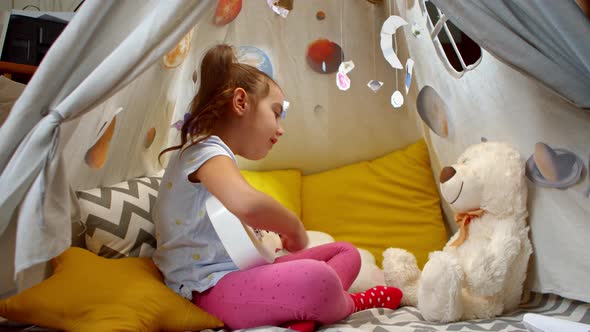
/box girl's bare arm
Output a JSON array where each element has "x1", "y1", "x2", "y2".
[{"x1": 190, "y1": 155, "x2": 308, "y2": 250}]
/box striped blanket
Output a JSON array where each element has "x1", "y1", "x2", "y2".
[
  {"x1": 319, "y1": 292, "x2": 590, "y2": 332},
  {"x1": 4, "y1": 292, "x2": 587, "y2": 331},
  {"x1": 207, "y1": 292, "x2": 590, "y2": 332}
]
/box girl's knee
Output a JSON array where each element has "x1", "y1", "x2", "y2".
[
  {"x1": 295, "y1": 260, "x2": 352, "y2": 322},
  {"x1": 335, "y1": 241, "x2": 361, "y2": 270},
  {"x1": 297, "y1": 260, "x2": 345, "y2": 298},
  {"x1": 336, "y1": 241, "x2": 360, "y2": 258},
  {"x1": 298, "y1": 259, "x2": 339, "y2": 282}
]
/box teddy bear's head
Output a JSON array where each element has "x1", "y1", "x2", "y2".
[{"x1": 439, "y1": 142, "x2": 527, "y2": 218}]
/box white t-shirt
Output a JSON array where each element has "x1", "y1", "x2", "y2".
[{"x1": 152, "y1": 135, "x2": 239, "y2": 300}]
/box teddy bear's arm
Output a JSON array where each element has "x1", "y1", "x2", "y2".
[{"x1": 465, "y1": 222, "x2": 522, "y2": 297}]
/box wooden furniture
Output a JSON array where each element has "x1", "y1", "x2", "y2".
[
  {"x1": 0, "y1": 61, "x2": 37, "y2": 84},
  {"x1": 575, "y1": 0, "x2": 590, "y2": 18}
]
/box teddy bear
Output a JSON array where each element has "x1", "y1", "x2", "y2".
[
  {"x1": 382, "y1": 141, "x2": 533, "y2": 322},
  {"x1": 270, "y1": 230, "x2": 385, "y2": 292}
]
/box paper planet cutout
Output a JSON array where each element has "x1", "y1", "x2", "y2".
[
  {"x1": 306, "y1": 39, "x2": 343, "y2": 74},
  {"x1": 380, "y1": 15, "x2": 408, "y2": 69},
  {"x1": 145, "y1": 128, "x2": 156, "y2": 149},
  {"x1": 416, "y1": 85, "x2": 449, "y2": 137},
  {"x1": 336, "y1": 71, "x2": 351, "y2": 91},
  {"x1": 85, "y1": 118, "x2": 116, "y2": 169},
  {"x1": 236, "y1": 46, "x2": 273, "y2": 78},
  {"x1": 525, "y1": 142, "x2": 584, "y2": 189},
  {"x1": 214, "y1": 0, "x2": 242, "y2": 26},
  {"x1": 163, "y1": 30, "x2": 192, "y2": 69},
  {"x1": 534, "y1": 142, "x2": 560, "y2": 182},
  {"x1": 391, "y1": 90, "x2": 404, "y2": 108}
]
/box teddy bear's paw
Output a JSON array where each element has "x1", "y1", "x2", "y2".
[
  {"x1": 349, "y1": 249, "x2": 385, "y2": 293},
  {"x1": 382, "y1": 248, "x2": 420, "y2": 287},
  {"x1": 382, "y1": 248, "x2": 420, "y2": 306},
  {"x1": 418, "y1": 251, "x2": 463, "y2": 322},
  {"x1": 461, "y1": 295, "x2": 503, "y2": 320}
]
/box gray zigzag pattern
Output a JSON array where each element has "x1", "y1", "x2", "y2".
[
  {"x1": 78, "y1": 178, "x2": 161, "y2": 258},
  {"x1": 110, "y1": 177, "x2": 161, "y2": 197},
  {"x1": 203, "y1": 293, "x2": 589, "y2": 332},
  {"x1": 129, "y1": 228, "x2": 157, "y2": 256},
  {"x1": 96, "y1": 228, "x2": 157, "y2": 258},
  {"x1": 98, "y1": 245, "x2": 127, "y2": 259},
  {"x1": 76, "y1": 177, "x2": 161, "y2": 208},
  {"x1": 84, "y1": 195, "x2": 156, "y2": 238},
  {"x1": 323, "y1": 292, "x2": 590, "y2": 332}
]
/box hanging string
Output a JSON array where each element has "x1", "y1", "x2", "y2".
[
  {"x1": 388, "y1": 0, "x2": 392, "y2": 17},
  {"x1": 340, "y1": 0, "x2": 344, "y2": 62},
  {"x1": 389, "y1": 0, "x2": 398, "y2": 91},
  {"x1": 394, "y1": 27, "x2": 398, "y2": 90},
  {"x1": 372, "y1": 5, "x2": 376, "y2": 78}
]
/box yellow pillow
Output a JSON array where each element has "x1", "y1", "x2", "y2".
[
  {"x1": 301, "y1": 140, "x2": 447, "y2": 268},
  {"x1": 0, "y1": 247, "x2": 223, "y2": 332},
  {"x1": 241, "y1": 169, "x2": 302, "y2": 219}
]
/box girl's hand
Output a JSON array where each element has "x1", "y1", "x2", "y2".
[{"x1": 281, "y1": 228, "x2": 309, "y2": 252}]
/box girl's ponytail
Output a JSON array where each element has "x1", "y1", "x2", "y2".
[{"x1": 196, "y1": 44, "x2": 236, "y2": 106}]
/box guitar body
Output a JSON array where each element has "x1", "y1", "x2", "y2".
[{"x1": 206, "y1": 195, "x2": 281, "y2": 270}]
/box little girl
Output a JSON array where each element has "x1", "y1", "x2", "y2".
[{"x1": 154, "y1": 44, "x2": 402, "y2": 331}]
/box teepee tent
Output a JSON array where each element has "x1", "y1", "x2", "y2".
[
  {"x1": 0, "y1": 0, "x2": 216, "y2": 285},
  {"x1": 0, "y1": 0, "x2": 422, "y2": 297},
  {"x1": 1, "y1": 0, "x2": 590, "y2": 330}
]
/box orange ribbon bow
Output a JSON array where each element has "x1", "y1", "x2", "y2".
[{"x1": 449, "y1": 209, "x2": 484, "y2": 247}]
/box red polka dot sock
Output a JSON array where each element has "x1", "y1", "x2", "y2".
[
  {"x1": 349, "y1": 286, "x2": 403, "y2": 312},
  {"x1": 279, "y1": 320, "x2": 316, "y2": 332}
]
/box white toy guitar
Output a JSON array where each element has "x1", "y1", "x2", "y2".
[{"x1": 206, "y1": 195, "x2": 282, "y2": 270}]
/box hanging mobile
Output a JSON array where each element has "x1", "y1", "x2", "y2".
[
  {"x1": 391, "y1": 91, "x2": 404, "y2": 108},
  {"x1": 336, "y1": 2, "x2": 352, "y2": 91},
  {"x1": 390, "y1": 35, "x2": 403, "y2": 107},
  {"x1": 388, "y1": 0, "x2": 403, "y2": 108},
  {"x1": 368, "y1": 5, "x2": 383, "y2": 92}
]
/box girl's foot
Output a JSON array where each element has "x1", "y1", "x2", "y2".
[
  {"x1": 350, "y1": 286, "x2": 402, "y2": 312},
  {"x1": 280, "y1": 320, "x2": 316, "y2": 332}
]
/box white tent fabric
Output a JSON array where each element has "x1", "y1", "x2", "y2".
[
  {"x1": 430, "y1": 0, "x2": 590, "y2": 109},
  {"x1": 0, "y1": 0, "x2": 214, "y2": 275},
  {"x1": 403, "y1": 0, "x2": 590, "y2": 303}
]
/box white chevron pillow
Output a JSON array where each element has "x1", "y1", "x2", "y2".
[{"x1": 76, "y1": 176, "x2": 161, "y2": 258}]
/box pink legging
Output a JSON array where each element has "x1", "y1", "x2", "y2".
[{"x1": 193, "y1": 242, "x2": 361, "y2": 330}]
